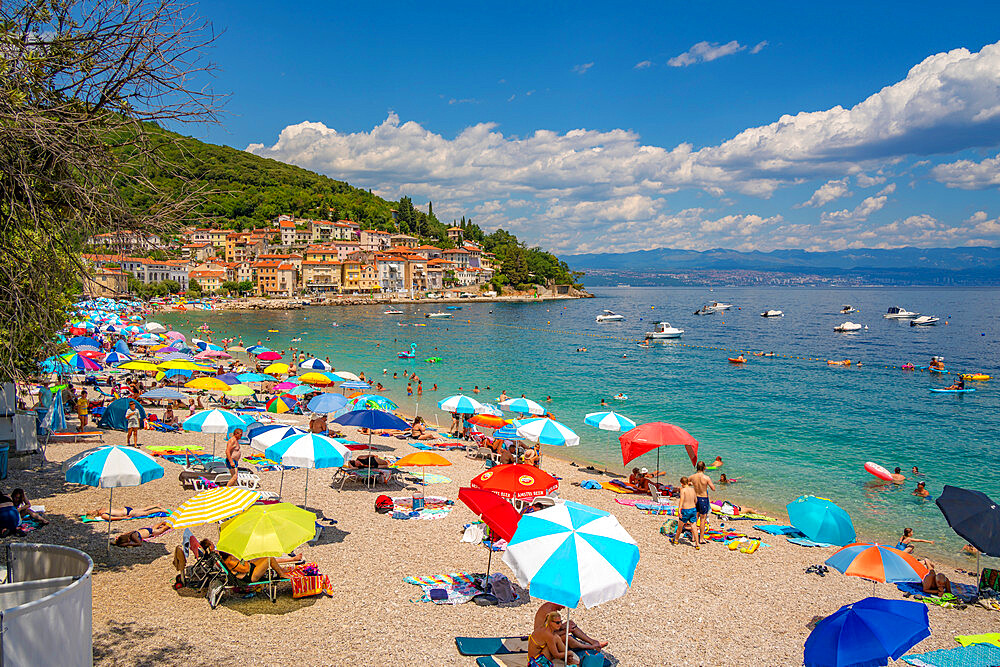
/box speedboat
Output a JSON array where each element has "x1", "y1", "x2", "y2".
[
  {"x1": 884, "y1": 307, "x2": 919, "y2": 319},
  {"x1": 595, "y1": 310, "x2": 625, "y2": 322},
  {"x1": 694, "y1": 301, "x2": 733, "y2": 315},
  {"x1": 383, "y1": 309, "x2": 403, "y2": 315},
  {"x1": 840, "y1": 305, "x2": 857, "y2": 314},
  {"x1": 645, "y1": 322, "x2": 684, "y2": 339},
  {"x1": 910, "y1": 316, "x2": 940, "y2": 326},
  {"x1": 760, "y1": 310, "x2": 783, "y2": 318},
  {"x1": 446, "y1": 306, "x2": 462, "y2": 310},
  {"x1": 834, "y1": 321, "x2": 863, "y2": 332},
  {"x1": 425, "y1": 312, "x2": 452, "y2": 319}
]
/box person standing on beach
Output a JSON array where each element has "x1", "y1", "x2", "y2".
[
  {"x1": 673, "y1": 477, "x2": 698, "y2": 547},
  {"x1": 225, "y1": 428, "x2": 243, "y2": 487},
  {"x1": 125, "y1": 400, "x2": 141, "y2": 447},
  {"x1": 690, "y1": 462, "x2": 715, "y2": 547},
  {"x1": 76, "y1": 390, "x2": 89, "y2": 432}
]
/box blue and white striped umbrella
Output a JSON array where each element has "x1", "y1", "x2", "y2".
[
  {"x1": 438, "y1": 394, "x2": 483, "y2": 414},
  {"x1": 265, "y1": 433, "x2": 350, "y2": 508},
  {"x1": 140, "y1": 387, "x2": 189, "y2": 401},
  {"x1": 493, "y1": 424, "x2": 523, "y2": 440},
  {"x1": 103, "y1": 351, "x2": 132, "y2": 364},
  {"x1": 64, "y1": 446, "x2": 164, "y2": 488},
  {"x1": 183, "y1": 409, "x2": 247, "y2": 434},
  {"x1": 503, "y1": 500, "x2": 639, "y2": 609},
  {"x1": 584, "y1": 411, "x2": 637, "y2": 432},
  {"x1": 246, "y1": 345, "x2": 271, "y2": 354},
  {"x1": 514, "y1": 418, "x2": 580, "y2": 447},
  {"x1": 249, "y1": 425, "x2": 309, "y2": 451},
  {"x1": 476, "y1": 403, "x2": 503, "y2": 417},
  {"x1": 339, "y1": 381, "x2": 371, "y2": 390},
  {"x1": 300, "y1": 358, "x2": 331, "y2": 371},
  {"x1": 501, "y1": 397, "x2": 546, "y2": 416}
]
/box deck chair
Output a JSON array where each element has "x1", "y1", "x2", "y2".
[
  {"x1": 332, "y1": 466, "x2": 399, "y2": 491},
  {"x1": 196, "y1": 551, "x2": 292, "y2": 609}
]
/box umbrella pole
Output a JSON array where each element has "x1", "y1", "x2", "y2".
[
  {"x1": 107, "y1": 487, "x2": 113, "y2": 557},
  {"x1": 484, "y1": 547, "x2": 492, "y2": 589},
  {"x1": 656, "y1": 448, "x2": 660, "y2": 481},
  {"x1": 304, "y1": 468, "x2": 309, "y2": 509},
  {"x1": 278, "y1": 468, "x2": 285, "y2": 499},
  {"x1": 565, "y1": 609, "x2": 570, "y2": 665}
]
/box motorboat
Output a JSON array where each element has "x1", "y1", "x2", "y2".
[
  {"x1": 596, "y1": 310, "x2": 625, "y2": 322},
  {"x1": 760, "y1": 310, "x2": 783, "y2": 318},
  {"x1": 425, "y1": 312, "x2": 452, "y2": 319},
  {"x1": 910, "y1": 316, "x2": 940, "y2": 326},
  {"x1": 884, "y1": 307, "x2": 919, "y2": 319},
  {"x1": 840, "y1": 305, "x2": 857, "y2": 314},
  {"x1": 645, "y1": 322, "x2": 684, "y2": 339},
  {"x1": 694, "y1": 301, "x2": 733, "y2": 315},
  {"x1": 834, "y1": 321, "x2": 863, "y2": 332},
  {"x1": 383, "y1": 309, "x2": 403, "y2": 315}
]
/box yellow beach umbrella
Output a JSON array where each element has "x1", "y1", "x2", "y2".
[
  {"x1": 263, "y1": 363, "x2": 289, "y2": 375},
  {"x1": 298, "y1": 372, "x2": 332, "y2": 386},
  {"x1": 217, "y1": 503, "x2": 316, "y2": 560},
  {"x1": 185, "y1": 377, "x2": 231, "y2": 391},
  {"x1": 224, "y1": 384, "x2": 254, "y2": 397},
  {"x1": 116, "y1": 361, "x2": 159, "y2": 372},
  {"x1": 159, "y1": 360, "x2": 205, "y2": 371},
  {"x1": 167, "y1": 487, "x2": 260, "y2": 529}
]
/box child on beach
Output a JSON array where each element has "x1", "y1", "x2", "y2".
[
  {"x1": 896, "y1": 527, "x2": 934, "y2": 554},
  {"x1": 673, "y1": 477, "x2": 698, "y2": 549}
]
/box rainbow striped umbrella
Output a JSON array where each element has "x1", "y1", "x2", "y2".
[
  {"x1": 266, "y1": 394, "x2": 298, "y2": 414},
  {"x1": 166, "y1": 487, "x2": 260, "y2": 528}
]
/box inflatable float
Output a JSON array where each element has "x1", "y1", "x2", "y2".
[
  {"x1": 728, "y1": 357, "x2": 746, "y2": 364},
  {"x1": 827, "y1": 359, "x2": 851, "y2": 366},
  {"x1": 398, "y1": 343, "x2": 416, "y2": 359},
  {"x1": 961, "y1": 374, "x2": 992, "y2": 381},
  {"x1": 930, "y1": 388, "x2": 976, "y2": 393},
  {"x1": 864, "y1": 461, "x2": 893, "y2": 481},
  {"x1": 613, "y1": 393, "x2": 628, "y2": 400},
  {"x1": 424, "y1": 357, "x2": 442, "y2": 363}
]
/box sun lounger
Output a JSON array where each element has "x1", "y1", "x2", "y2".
[
  {"x1": 474, "y1": 654, "x2": 606, "y2": 667},
  {"x1": 332, "y1": 466, "x2": 400, "y2": 491},
  {"x1": 199, "y1": 552, "x2": 291, "y2": 609},
  {"x1": 459, "y1": 640, "x2": 612, "y2": 666},
  {"x1": 44, "y1": 430, "x2": 105, "y2": 443}
]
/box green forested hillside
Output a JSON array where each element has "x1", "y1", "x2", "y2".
[{"x1": 123, "y1": 126, "x2": 580, "y2": 288}]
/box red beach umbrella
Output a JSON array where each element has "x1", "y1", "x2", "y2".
[
  {"x1": 257, "y1": 351, "x2": 283, "y2": 361},
  {"x1": 458, "y1": 487, "x2": 521, "y2": 542},
  {"x1": 619, "y1": 422, "x2": 699, "y2": 474},
  {"x1": 470, "y1": 464, "x2": 558, "y2": 500}
]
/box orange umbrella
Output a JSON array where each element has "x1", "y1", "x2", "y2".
[
  {"x1": 393, "y1": 452, "x2": 451, "y2": 485},
  {"x1": 470, "y1": 414, "x2": 508, "y2": 429},
  {"x1": 825, "y1": 543, "x2": 929, "y2": 584}
]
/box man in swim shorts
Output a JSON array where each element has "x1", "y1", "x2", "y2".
[
  {"x1": 673, "y1": 476, "x2": 699, "y2": 547},
  {"x1": 690, "y1": 461, "x2": 716, "y2": 548}
]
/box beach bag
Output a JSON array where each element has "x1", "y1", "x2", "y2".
[
  {"x1": 981, "y1": 568, "x2": 1000, "y2": 592},
  {"x1": 488, "y1": 575, "x2": 517, "y2": 604},
  {"x1": 374, "y1": 495, "x2": 393, "y2": 514}
]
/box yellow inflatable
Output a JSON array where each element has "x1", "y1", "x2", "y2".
[{"x1": 961, "y1": 374, "x2": 992, "y2": 381}]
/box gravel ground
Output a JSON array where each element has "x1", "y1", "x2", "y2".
[{"x1": 6, "y1": 401, "x2": 996, "y2": 667}]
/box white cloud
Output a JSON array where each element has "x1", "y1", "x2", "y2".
[
  {"x1": 573, "y1": 62, "x2": 594, "y2": 75},
  {"x1": 634, "y1": 60, "x2": 652, "y2": 70},
  {"x1": 799, "y1": 178, "x2": 851, "y2": 207},
  {"x1": 668, "y1": 41, "x2": 745, "y2": 67},
  {"x1": 750, "y1": 41, "x2": 768, "y2": 54},
  {"x1": 821, "y1": 195, "x2": 888, "y2": 224},
  {"x1": 876, "y1": 183, "x2": 896, "y2": 195},
  {"x1": 448, "y1": 98, "x2": 477, "y2": 105},
  {"x1": 246, "y1": 40, "x2": 1000, "y2": 253},
  {"x1": 931, "y1": 153, "x2": 1000, "y2": 189}
]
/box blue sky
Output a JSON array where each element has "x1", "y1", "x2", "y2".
[{"x1": 193, "y1": 1, "x2": 1000, "y2": 254}]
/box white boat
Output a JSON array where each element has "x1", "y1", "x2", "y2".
[
  {"x1": 834, "y1": 321, "x2": 863, "y2": 332},
  {"x1": 840, "y1": 305, "x2": 857, "y2": 314},
  {"x1": 910, "y1": 316, "x2": 940, "y2": 326},
  {"x1": 645, "y1": 322, "x2": 684, "y2": 339},
  {"x1": 884, "y1": 307, "x2": 919, "y2": 319},
  {"x1": 383, "y1": 309, "x2": 403, "y2": 315},
  {"x1": 694, "y1": 301, "x2": 733, "y2": 315},
  {"x1": 425, "y1": 312, "x2": 452, "y2": 319},
  {"x1": 595, "y1": 310, "x2": 625, "y2": 322},
  {"x1": 760, "y1": 310, "x2": 783, "y2": 318}
]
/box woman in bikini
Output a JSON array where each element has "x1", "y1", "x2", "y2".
[
  {"x1": 114, "y1": 521, "x2": 172, "y2": 547},
  {"x1": 528, "y1": 611, "x2": 580, "y2": 666},
  {"x1": 89, "y1": 505, "x2": 163, "y2": 521}
]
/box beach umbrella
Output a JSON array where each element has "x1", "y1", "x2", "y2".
[
  {"x1": 226, "y1": 346, "x2": 246, "y2": 353},
  {"x1": 493, "y1": 424, "x2": 523, "y2": 441},
  {"x1": 246, "y1": 345, "x2": 271, "y2": 354},
  {"x1": 64, "y1": 446, "x2": 164, "y2": 552},
  {"x1": 476, "y1": 403, "x2": 504, "y2": 417},
  {"x1": 299, "y1": 372, "x2": 333, "y2": 386},
  {"x1": 619, "y1": 421, "x2": 699, "y2": 478},
  {"x1": 500, "y1": 397, "x2": 545, "y2": 416},
  {"x1": 936, "y1": 485, "x2": 1000, "y2": 557},
  {"x1": 145, "y1": 322, "x2": 166, "y2": 333},
  {"x1": 69, "y1": 336, "x2": 101, "y2": 348},
  {"x1": 224, "y1": 385, "x2": 254, "y2": 398},
  {"x1": 257, "y1": 351, "x2": 283, "y2": 361},
  {"x1": 346, "y1": 394, "x2": 397, "y2": 411},
  {"x1": 103, "y1": 351, "x2": 132, "y2": 365},
  {"x1": 114, "y1": 340, "x2": 131, "y2": 355},
  {"x1": 195, "y1": 350, "x2": 230, "y2": 360},
  {"x1": 514, "y1": 418, "x2": 580, "y2": 447},
  {"x1": 438, "y1": 394, "x2": 483, "y2": 414},
  {"x1": 237, "y1": 372, "x2": 274, "y2": 383},
  {"x1": 300, "y1": 358, "x2": 331, "y2": 371},
  {"x1": 161, "y1": 352, "x2": 194, "y2": 362},
  {"x1": 803, "y1": 597, "x2": 929, "y2": 667},
  {"x1": 264, "y1": 363, "x2": 290, "y2": 375},
  {"x1": 166, "y1": 487, "x2": 260, "y2": 528},
  {"x1": 584, "y1": 411, "x2": 636, "y2": 432},
  {"x1": 61, "y1": 353, "x2": 102, "y2": 371},
  {"x1": 393, "y1": 451, "x2": 451, "y2": 486},
  {"x1": 339, "y1": 381, "x2": 371, "y2": 391},
  {"x1": 77, "y1": 350, "x2": 105, "y2": 361},
  {"x1": 788, "y1": 496, "x2": 857, "y2": 547},
  {"x1": 183, "y1": 409, "x2": 247, "y2": 457},
  {"x1": 470, "y1": 463, "x2": 558, "y2": 500},
  {"x1": 160, "y1": 369, "x2": 193, "y2": 383},
  {"x1": 458, "y1": 487, "x2": 522, "y2": 583},
  {"x1": 249, "y1": 424, "x2": 309, "y2": 450},
  {"x1": 503, "y1": 500, "x2": 639, "y2": 664},
  {"x1": 469, "y1": 414, "x2": 508, "y2": 429},
  {"x1": 332, "y1": 409, "x2": 410, "y2": 469},
  {"x1": 330, "y1": 371, "x2": 360, "y2": 381},
  {"x1": 139, "y1": 387, "x2": 189, "y2": 401},
  {"x1": 185, "y1": 377, "x2": 231, "y2": 392},
  {"x1": 217, "y1": 504, "x2": 317, "y2": 560},
  {"x1": 265, "y1": 433, "x2": 349, "y2": 508},
  {"x1": 286, "y1": 385, "x2": 314, "y2": 397},
  {"x1": 825, "y1": 543, "x2": 928, "y2": 594},
  {"x1": 116, "y1": 360, "x2": 159, "y2": 372},
  {"x1": 266, "y1": 394, "x2": 298, "y2": 414},
  {"x1": 307, "y1": 393, "x2": 348, "y2": 413},
  {"x1": 159, "y1": 360, "x2": 206, "y2": 371},
  {"x1": 164, "y1": 331, "x2": 186, "y2": 341},
  {"x1": 215, "y1": 373, "x2": 241, "y2": 385}
]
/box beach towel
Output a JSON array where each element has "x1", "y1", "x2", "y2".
[
  {"x1": 289, "y1": 563, "x2": 333, "y2": 599},
  {"x1": 580, "y1": 480, "x2": 602, "y2": 490},
  {"x1": 955, "y1": 633, "x2": 1000, "y2": 648},
  {"x1": 786, "y1": 536, "x2": 834, "y2": 547},
  {"x1": 474, "y1": 653, "x2": 608, "y2": 667},
  {"x1": 896, "y1": 581, "x2": 979, "y2": 603},
  {"x1": 406, "y1": 473, "x2": 452, "y2": 486},
  {"x1": 410, "y1": 442, "x2": 465, "y2": 451},
  {"x1": 980, "y1": 568, "x2": 1000, "y2": 593},
  {"x1": 391, "y1": 496, "x2": 454, "y2": 519},
  {"x1": 404, "y1": 571, "x2": 481, "y2": 604},
  {"x1": 754, "y1": 525, "x2": 804, "y2": 536},
  {"x1": 18, "y1": 517, "x2": 45, "y2": 533},
  {"x1": 901, "y1": 644, "x2": 1000, "y2": 667},
  {"x1": 456, "y1": 637, "x2": 529, "y2": 655},
  {"x1": 601, "y1": 481, "x2": 632, "y2": 494},
  {"x1": 82, "y1": 511, "x2": 170, "y2": 523}
]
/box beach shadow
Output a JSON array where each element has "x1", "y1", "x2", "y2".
[
  {"x1": 223, "y1": 591, "x2": 320, "y2": 616},
  {"x1": 308, "y1": 524, "x2": 349, "y2": 546},
  {"x1": 94, "y1": 619, "x2": 199, "y2": 666}
]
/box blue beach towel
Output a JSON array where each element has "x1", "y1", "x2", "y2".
[
  {"x1": 786, "y1": 536, "x2": 835, "y2": 547},
  {"x1": 580, "y1": 480, "x2": 602, "y2": 490},
  {"x1": 754, "y1": 525, "x2": 804, "y2": 536},
  {"x1": 896, "y1": 581, "x2": 979, "y2": 603},
  {"x1": 901, "y1": 644, "x2": 1000, "y2": 667}
]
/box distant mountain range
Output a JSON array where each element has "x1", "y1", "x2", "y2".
[{"x1": 565, "y1": 246, "x2": 1000, "y2": 286}]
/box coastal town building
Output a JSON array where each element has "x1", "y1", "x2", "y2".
[
  {"x1": 359, "y1": 264, "x2": 380, "y2": 293},
  {"x1": 82, "y1": 268, "x2": 128, "y2": 298},
  {"x1": 442, "y1": 247, "x2": 470, "y2": 268},
  {"x1": 253, "y1": 260, "x2": 296, "y2": 297},
  {"x1": 181, "y1": 243, "x2": 214, "y2": 262},
  {"x1": 389, "y1": 233, "x2": 418, "y2": 249},
  {"x1": 341, "y1": 260, "x2": 361, "y2": 292},
  {"x1": 375, "y1": 255, "x2": 406, "y2": 293},
  {"x1": 301, "y1": 260, "x2": 343, "y2": 293},
  {"x1": 447, "y1": 226, "x2": 463, "y2": 243},
  {"x1": 360, "y1": 229, "x2": 392, "y2": 253},
  {"x1": 88, "y1": 231, "x2": 163, "y2": 251},
  {"x1": 188, "y1": 269, "x2": 225, "y2": 293}
]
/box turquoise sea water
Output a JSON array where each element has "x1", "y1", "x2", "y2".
[{"x1": 159, "y1": 287, "x2": 1000, "y2": 564}]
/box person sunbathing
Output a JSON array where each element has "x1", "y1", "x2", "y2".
[
  {"x1": 88, "y1": 505, "x2": 163, "y2": 521},
  {"x1": 349, "y1": 454, "x2": 389, "y2": 469},
  {"x1": 221, "y1": 551, "x2": 301, "y2": 582},
  {"x1": 161, "y1": 406, "x2": 178, "y2": 426},
  {"x1": 531, "y1": 602, "x2": 607, "y2": 664},
  {"x1": 922, "y1": 568, "x2": 952, "y2": 596},
  {"x1": 113, "y1": 521, "x2": 172, "y2": 547},
  {"x1": 409, "y1": 417, "x2": 436, "y2": 441}
]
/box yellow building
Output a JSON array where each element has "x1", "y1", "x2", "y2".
[{"x1": 341, "y1": 260, "x2": 361, "y2": 292}]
